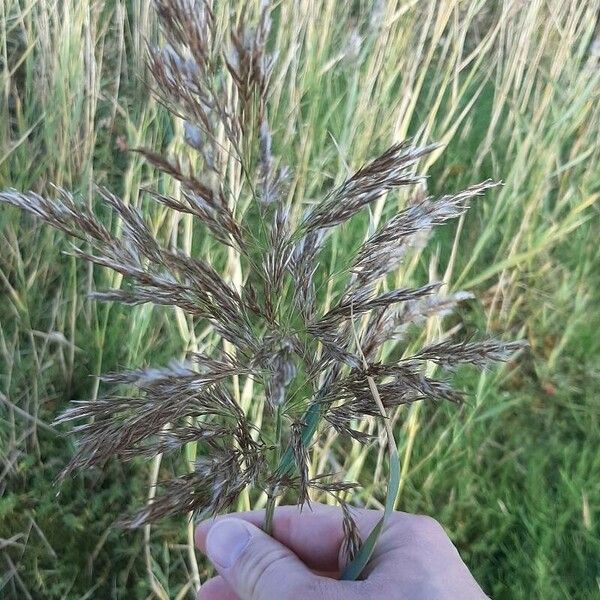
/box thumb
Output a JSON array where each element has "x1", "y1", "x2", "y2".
[{"x1": 204, "y1": 517, "x2": 321, "y2": 600}]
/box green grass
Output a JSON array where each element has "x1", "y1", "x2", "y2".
[{"x1": 1, "y1": 1, "x2": 599, "y2": 598}]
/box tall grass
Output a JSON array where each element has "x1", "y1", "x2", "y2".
[{"x1": 1, "y1": 1, "x2": 599, "y2": 599}]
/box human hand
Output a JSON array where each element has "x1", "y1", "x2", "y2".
[{"x1": 195, "y1": 503, "x2": 488, "y2": 599}]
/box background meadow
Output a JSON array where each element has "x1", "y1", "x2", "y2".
[{"x1": 1, "y1": 1, "x2": 599, "y2": 598}]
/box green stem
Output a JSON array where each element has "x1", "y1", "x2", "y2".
[
  {"x1": 264, "y1": 404, "x2": 284, "y2": 535},
  {"x1": 274, "y1": 404, "x2": 283, "y2": 457},
  {"x1": 264, "y1": 493, "x2": 276, "y2": 535},
  {"x1": 277, "y1": 402, "x2": 321, "y2": 477}
]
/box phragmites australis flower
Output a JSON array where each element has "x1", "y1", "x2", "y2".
[{"x1": 0, "y1": 0, "x2": 525, "y2": 578}]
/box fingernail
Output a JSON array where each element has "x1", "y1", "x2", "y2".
[{"x1": 206, "y1": 519, "x2": 251, "y2": 568}]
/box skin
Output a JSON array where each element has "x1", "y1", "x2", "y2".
[{"x1": 195, "y1": 503, "x2": 489, "y2": 600}]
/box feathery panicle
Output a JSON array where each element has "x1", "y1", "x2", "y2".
[
  {"x1": 225, "y1": 2, "x2": 275, "y2": 114},
  {"x1": 290, "y1": 228, "x2": 325, "y2": 321},
  {"x1": 311, "y1": 283, "x2": 441, "y2": 334},
  {"x1": 359, "y1": 290, "x2": 476, "y2": 359},
  {"x1": 341, "y1": 502, "x2": 363, "y2": 564},
  {"x1": 123, "y1": 446, "x2": 263, "y2": 528},
  {"x1": 0, "y1": 0, "x2": 525, "y2": 540},
  {"x1": 291, "y1": 421, "x2": 310, "y2": 506},
  {"x1": 410, "y1": 339, "x2": 528, "y2": 369},
  {"x1": 351, "y1": 181, "x2": 499, "y2": 287},
  {"x1": 0, "y1": 187, "x2": 113, "y2": 243},
  {"x1": 136, "y1": 152, "x2": 244, "y2": 248},
  {"x1": 300, "y1": 142, "x2": 437, "y2": 234}
]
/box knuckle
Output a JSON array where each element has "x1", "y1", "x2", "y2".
[
  {"x1": 243, "y1": 546, "x2": 291, "y2": 600},
  {"x1": 286, "y1": 578, "x2": 318, "y2": 599},
  {"x1": 409, "y1": 514, "x2": 446, "y2": 542}
]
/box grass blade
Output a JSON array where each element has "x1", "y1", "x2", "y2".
[{"x1": 340, "y1": 444, "x2": 400, "y2": 580}]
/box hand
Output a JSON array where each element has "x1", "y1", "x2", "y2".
[{"x1": 195, "y1": 503, "x2": 488, "y2": 599}]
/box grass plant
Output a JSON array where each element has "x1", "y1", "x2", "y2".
[{"x1": 1, "y1": 1, "x2": 599, "y2": 598}]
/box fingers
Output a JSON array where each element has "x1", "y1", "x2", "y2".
[
  {"x1": 197, "y1": 576, "x2": 238, "y2": 600},
  {"x1": 203, "y1": 517, "x2": 328, "y2": 600},
  {"x1": 196, "y1": 503, "x2": 381, "y2": 572},
  {"x1": 196, "y1": 506, "x2": 487, "y2": 599},
  {"x1": 363, "y1": 515, "x2": 489, "y2": 599}
]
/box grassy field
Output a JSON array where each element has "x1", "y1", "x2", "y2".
[{"x1": 1, "y1": 1, "x2": 599, "y2": 598}]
